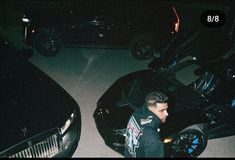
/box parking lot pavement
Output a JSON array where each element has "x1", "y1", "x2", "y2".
[
  {"x1": 29, "y1": 47, "x2": 150, "y2": 157},
  {"x1": 199, "y1": 135, "x2": 235, "y2": 158},
  {"x1": 1, "y1": 27, "x2": 235, "y2": 157}
]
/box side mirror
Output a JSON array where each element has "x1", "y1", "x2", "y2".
[{"x1": 19, "y1": 48, "x2": 33, "y2": 59}]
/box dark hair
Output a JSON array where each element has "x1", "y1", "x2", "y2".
[{"x1": 145, "y1": 91, "x2": 168, "y2": 107}]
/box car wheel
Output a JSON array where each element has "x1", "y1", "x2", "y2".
[
  {"x1": 170, "y1": 129, "x2": 207, "y2": 157},
  {"x1": 129, "y1": 35, "x2": 159, "y2": 60},
  {"x1": 33, "y1": 30, "x2": 63, "y2": 57}
]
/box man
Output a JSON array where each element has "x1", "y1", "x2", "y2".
[{"x1": 124, "y1": 91, "x2": 169, "y2": 157}]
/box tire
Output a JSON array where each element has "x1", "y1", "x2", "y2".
[
  {"x1": 170, "y1": 128, "x2": 207, "y2": 157},
  {"x1": 33, "y1": 29, "x2": 63, "y2": 57},
  {"x1": 129, "y1": 35, "x2": 159, "y2": 60}
]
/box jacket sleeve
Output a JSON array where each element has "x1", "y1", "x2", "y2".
[{"x1": 143, "y1": 129, "x2": 164, "y2": 157}]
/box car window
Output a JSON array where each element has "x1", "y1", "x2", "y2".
[
  {"x1": 61, "y1": 2, "x2": 117, "y2": 17},
  {"x1": 115, "y1": 74, "x2": 157, "y2": 109},
  {"x1": 120, "y1": 75, "x2": 156, "y2": 99}
]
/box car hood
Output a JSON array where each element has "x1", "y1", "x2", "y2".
[{"x1": 0, "y1": 62, "x2": 78, "y2": 152}]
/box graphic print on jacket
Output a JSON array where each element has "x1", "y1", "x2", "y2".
[
  {"x1": 125, "y1": 106, "x2": 164, "y2": 158},
  {"x1": 125, "y1": 116, "x2": 143, "y2": 157}
]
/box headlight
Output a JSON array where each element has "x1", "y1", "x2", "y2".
[
  {"x1": 22, "y1": 15, "x2": 31, "y2": 22},
  {"x1": 22, "y1": 18, "x2": 31, "y2": 22},
  {"x1": 60, "y1": 111, "x2": 76, "y2": 134}
]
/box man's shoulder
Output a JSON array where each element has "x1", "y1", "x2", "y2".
[
  {"x1": 142, "y1": 125, "x2": 156, "y2": 133},
  {"x1": 132, "y1": 106, "x2": 146, "y2": 116}
]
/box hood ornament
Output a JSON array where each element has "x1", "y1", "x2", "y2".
[{"x1": 20, "y1": 126, "x2": 28, "y2": 138}]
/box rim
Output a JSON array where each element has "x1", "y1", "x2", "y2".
[
  {"x1": 134, "y1": 39, "x2": 154, "y2": 59},
  {"x1": 38, "y1": 34, "x2": 59, "y2": 56},
  {"x1": 171, "y1": 130, "x2": 206, "y2": 157}
]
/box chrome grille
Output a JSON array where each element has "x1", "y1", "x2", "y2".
[{"x1": 9, "y1": 134, "x2": 61, "y2": 158}]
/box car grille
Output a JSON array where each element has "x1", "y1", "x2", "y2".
[
  {"x1": 9, "y1": 134, "x2": 60, "y2": 158},
  {"x1": 1, "y1": 128, "x2": 62, "y2": 158}
]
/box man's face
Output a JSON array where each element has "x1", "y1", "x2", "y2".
[{"x1": 152, "y1": 103, "x2": 169, "y2": 123}]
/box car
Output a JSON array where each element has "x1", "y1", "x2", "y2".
[
  {"x1": 22, "y1": 1, "x2": 179, "y2": 59},
  {"x1": 148, "y1": 2, "x2": 235, "y2": 70},
  {"x1": 93, "y1": 55, "x2": 235, "y2": 157},
  {"x1": 0, "y1": 36, "x2": 81, "y2": 158}
]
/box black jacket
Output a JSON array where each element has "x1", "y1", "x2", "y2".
[{"x1": 124, "y1": 106, "x2": 164, "y2": 157}]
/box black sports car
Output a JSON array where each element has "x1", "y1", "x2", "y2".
[
  {"x1": 93, "y1": 56, "x2": 235, "y2": 157},
  {"x1": 0, "y1": 37, "x2": 81, "y2": 158},
  {"x1": 21, "y1": 1, "x2": 178, "y2": 58}
]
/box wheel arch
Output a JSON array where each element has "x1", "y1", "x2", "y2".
[
  {"x1": 32, "y1": 27, "x2": 63, "y2": 56},
  {"x1": 170, "y1": 124, "x2": 208, "y2": 157},
  {"x1": 128, "y1": 33, "x2": 159, "y2": 60}
]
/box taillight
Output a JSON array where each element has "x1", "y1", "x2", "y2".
[{"x1": 172, "y1": 6, "x2": 180, "y2": 33}]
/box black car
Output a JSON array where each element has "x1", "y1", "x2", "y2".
[
  {"x1": 0, "y1": 37, "x2": 81, "y2": 158},
  {"x1": 148, "y1": 2, "x2": 235, "y2": 70},
  {"x1": 93, "y1": 56, "x2": 235, "y2": 157},
  {"x1": 22, "y1": 1, "x2": 179, "y2": 58}
]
